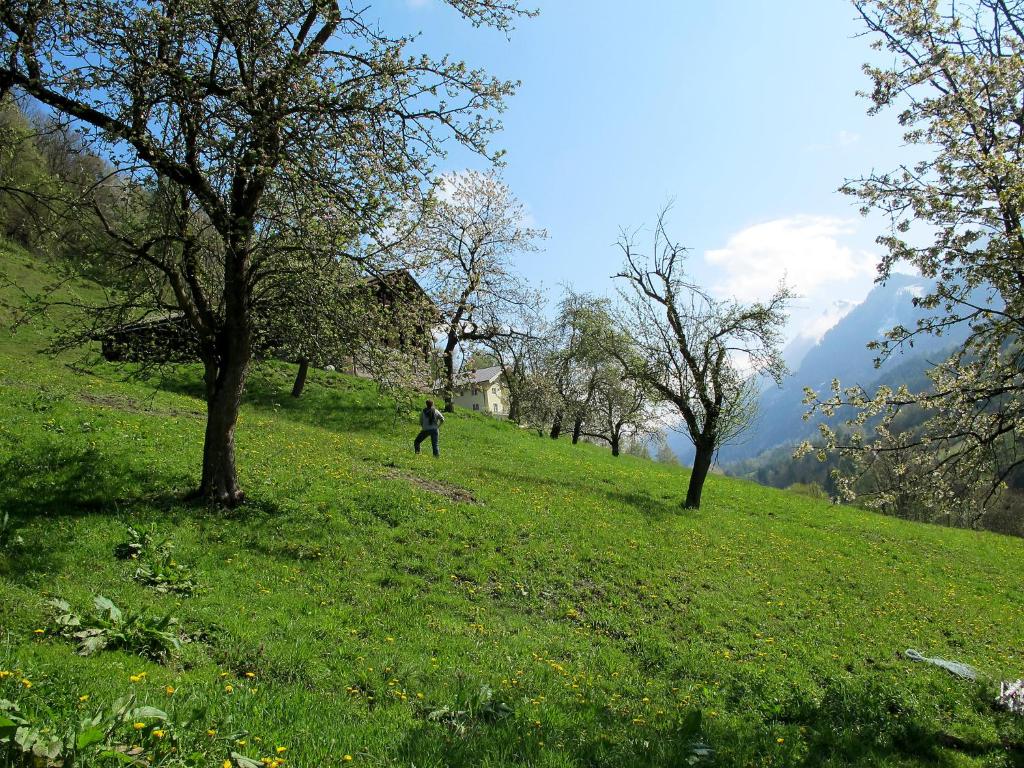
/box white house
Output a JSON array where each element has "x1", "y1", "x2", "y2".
[{"x1": 451, "y1": 365, "x2": 508, "y2": 416}]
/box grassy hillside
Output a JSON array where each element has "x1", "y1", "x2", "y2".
[{"x1": 1, "y1": 239, "x2": 1023, "y2": 767}]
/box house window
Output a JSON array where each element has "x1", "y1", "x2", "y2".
[
  {"x1": 492, "y1": 403, "x2": 499, "y2": 413},
  {"x1": 491, "y1": 386, "x2": 497, "y2": 394},
  {"x1": 471, "y1": 386, "x2": 479, "y2": 395},
  {"x1": 473, "y1": 404, "x2": 480, "y2": 411}
]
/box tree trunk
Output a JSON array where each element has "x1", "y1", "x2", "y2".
[
  {"x1": 291, "y1": 357, "x2": 309, "y2": 398},
  {"x1": 199, "y1": 356, "x2": 248, "y2": 506},
  {"x1": 508, "y1": 395, "x2": 521, "y2": 424},
  {"x1": 197, "y1": 236, "x2": 252, "y2": 507},
  {"x1": 549, "y1": 411, "x2": 563, "y2": 439},
  {"x1": 442, "y1": 345, "x2": 456, "y2": 412},
  {"x1": 611, "y1": 436, "x2": 620, "y2": 457},
  {"x1": 571, "y1": 416, "x2": 583, "y2": 444},
  {"x1": 684, "y1": 442, "x2": 714, "y2": 509}
]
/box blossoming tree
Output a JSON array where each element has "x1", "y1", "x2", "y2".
[{"x1": 0, "y1": 0, "x2": 534, "y2": 504}]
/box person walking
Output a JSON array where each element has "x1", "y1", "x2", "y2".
[{"x1": 414, "y1": 399, "x2": 445, "y2": 457}]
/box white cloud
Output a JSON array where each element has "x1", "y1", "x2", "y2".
[
  {"x1": 804, "y1": 129, "x2": 862, "y2": 152},
  {"x1": 837, "y1": 129, "x2": 861, "y2": 147},
  {"x1": 704, "y1": 216, "x2": 879, "y2": 343},
  {"x1": 796, "y1": 299, "x2": 857, "y2": 344},
  {"x1": 704, "y1": 215, "x2": 875, "y2": 303}
]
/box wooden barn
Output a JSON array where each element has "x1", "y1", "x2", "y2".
[{"x1": 99, "y1": 270, "x2": 437, "y2": 368}]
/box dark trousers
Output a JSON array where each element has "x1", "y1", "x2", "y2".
[{"x1": 414, "y1": 428, "x2": 439, "y2": 456}]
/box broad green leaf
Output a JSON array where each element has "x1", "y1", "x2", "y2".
[
  {"x1": 77, "y1": 633, "x2": 108, "y2": 656},
  {"x1": 126, "y1": 707, "x2": 167, "y2": 721},
  {"x1": 39, "y1": 737, "x2": 64, "y2": 759},
  {"x1": 93, "y1": 596, "x2": 122, "y2": 622},
  {"x1": 0, "y1": 715, "x2": 21, "y2": 739},
  {"x1": 14, "y1": 725, "x2": 38, "y2": 749},
  {"x1": 76, "y1": 725, "x2": 105, "y2": 750}
]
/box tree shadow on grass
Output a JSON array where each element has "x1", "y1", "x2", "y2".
[
  {"x1": 395, "y1": 713, "x2": 709, "y2": 768},
  {"x1": 0, "y1": 441, "x2": 288, "y2": 585},
  {"x1": 0, "y1": 446, "x2": 173, "y2": 519},
  {"x1": 153, "y1": 363, "x2": 402, "y2": 435},
  {"x1": 605, "y1": 489, "x2": 680, "y2": 522},
  {"x1": 795, "y1": 685, "x2": 1024, "y2": 767},
  {"x1": 469, "y1": 464, "x2": 683, "y2": 523},
  {"x1": 390, "y1": 680, "x2": 1024, "y2": 768},
  {"x1": 0, "y1": 442, "x2": 284, "y2": 523},
  {"x1": 0, "y1": 539, "x2": 63, "y2": 587}
]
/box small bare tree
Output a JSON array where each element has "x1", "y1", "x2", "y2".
[
  {"x1": 481, "y1": 293, "x2": 549, "y2": 423},
  {"x1": 615, "y1": 211, "x2": 792, "y2": 509}
]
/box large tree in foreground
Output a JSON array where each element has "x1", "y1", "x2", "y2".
[
  {"x1": 615, "y1": 211, "x2": 792, "y2": 509},
  {"x1": 0, "y1": 0, "x2": 532, "y2": 504},
  {"x1": 801, "y1": 0, "x2": 1024, "y2": 524}
]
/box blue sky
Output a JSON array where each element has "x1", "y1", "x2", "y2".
[{"x1": 378, "y1": 0, "x2": 911, "y2": 344}]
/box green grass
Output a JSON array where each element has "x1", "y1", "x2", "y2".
[{"x1": 1, "y1": 238, "x2": 1023, "y2": 767}]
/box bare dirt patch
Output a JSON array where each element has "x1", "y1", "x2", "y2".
[
  {"x1": 384, "y1": 468, "x2": 480, "y2": 505},
  {"x1": 80, "y1": 392, "x2": 203, "y2": 420}
]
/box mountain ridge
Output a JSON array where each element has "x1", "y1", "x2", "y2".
[{"x1": 667, "y1": 274, "x2": 970, "y2": 465}]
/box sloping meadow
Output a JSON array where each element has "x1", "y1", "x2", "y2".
[{"x1": 1, "y1": 243, "x2": 1023, "y2": 766}]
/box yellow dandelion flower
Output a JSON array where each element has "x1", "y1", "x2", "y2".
[
  {"x1": 33, "y1": 629, "x2": 44, "y2": 634},
  {"x1": 165, "y1": 685, "x2": 175, "y2": 695},
  {"x1": 776, "y1": 738, "x2": 785, "y2": 745},
  {"x1": 152, "y1": 730, "x2": 165, "y2": 739},
  {"x1": 275, "y1": 746, "x2": 287, "y2": 754},
  {"x1": 343, "y1": 756, "x2": 353, "y2": 762},
  {"x1": 235, "y1": 739, "x2": 246, "y2": 747},
  {"x1": 207, "y1": 729, "x2": 217, "y2": 736},
  {"x1": 245, "y1": 672, "x2": 255, "y2": 678},
  {"x1": 223, "y1": 761, "x2": 232, "y2": 768},
  {"x1": 78, "y1": 694, "x2": 89, "y2": 702},
  {"x1": 20, "y1": 679, "x2": 31, "y2": 688},
  {"x1": 133, "y1": 722, "x2": 146, "y2": 730},
  {"x1": 224, "y1": 684, "x2": 234, "y2": 693}
]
